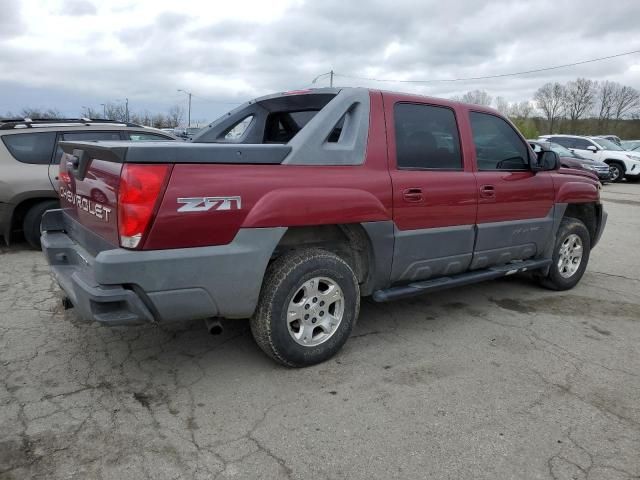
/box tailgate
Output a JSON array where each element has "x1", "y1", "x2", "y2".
[{"x1": 58, "y1": 144, "x2": 122, "y2": 247}]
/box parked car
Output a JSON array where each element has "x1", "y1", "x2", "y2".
[
  {"x1": 0, "y1": 118, "x2": 176, "y2": 248},
  {"x1": 528, "y1": 140, "x2": 610, "y2": 182},
  {"x1": 173, "y1": 127, "x2": 203, "y2": 141},
  {"x1": 621, "y1": 140, "x2": 640, "y2": 151},
  {"x1": 597, "y1": 135, "x2": 622, "y2": 146},
  {"x1": 42, "y1": 88, "x2": 606, "y2": 367},
  {"x1": 539, "y1": 134, "x2": 640, "y2": 182}
]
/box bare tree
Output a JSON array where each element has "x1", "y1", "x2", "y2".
[
  {"x1": 534, "y1": 82, "x2": 565, "y2": 134},
  {"x1": 80, "y1": 106, "x2": 102, "y2": 119},
  {"x1": 510, "y1": 101, "x2": 533, "y2": 120},
  {"x1": 494, "y1": 96, "x2": 510, "y2": 115},
  {"x1": 461, "y1": 90, "x2": 493, "y2": 106},
  {"x1": 596, "y1": 81, "x2": 617, "y2": 129},
  {"x1": 612, "y1": 85, "x2": 640, "y2": 120},
  {"x1": 104, "y1": 102, "x2": 127, "y2": 122},
  {"x1": 19, "y1": 108, "x2": 62, "y2": 119},
  {"x1": 563, "y1": 78, "x2": 596, "y2": 131},
  {"x1": 167, "y1": 105, "x2": 184, "y2": 128}
]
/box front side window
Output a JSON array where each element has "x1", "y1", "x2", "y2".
[
  {"x1": 2, "y1": 132, "x2": 57, "y2": 164},
  {"x1": 394, "y1": 103, "x2": 462, "y2": 169},
  {"x1": 470, "y1": 112, "x2": 528, "y2": 171},
  {"x1": 592, "y1": 137, "x2": 623, "y2": 151}
]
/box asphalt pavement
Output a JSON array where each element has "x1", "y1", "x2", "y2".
[{"x1": 1, "y1": 183, "x2": 639, "y2": 479}]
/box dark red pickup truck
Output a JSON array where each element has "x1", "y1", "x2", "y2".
[{"x1": 42, "y1": 88, "x2": 606, "y2": 367}]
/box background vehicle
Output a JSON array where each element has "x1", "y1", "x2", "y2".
[
  {"x1": 0, "y1": 118, "x2": 176, "y2": 248},
  {"x1": 42, "y1": 88, "x2": 606, "y2": 367},
  {"x1": 621, "y1": 140, "x2": 640, "y2": 151},
  {"x1": 597, "y1": 135, "x2": 622, "y2": 146},
  {"x1": 528, "y1": 140, "x2": 610, "y2": 182},
  {"x1": 539, "y1": 134, "x2": 640, "y2": 182}
]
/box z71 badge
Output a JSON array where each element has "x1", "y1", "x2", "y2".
[{"x1": 176, "y1": 196, "x2": 242, "y2": 212}]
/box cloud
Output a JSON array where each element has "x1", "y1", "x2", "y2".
[
  {"x1": 60, "y1": 0, "x2": 97, "y2": 16},
  {"x1": 1, "y1": 0, "x2": 639, "y2": 120},
  {"x1": 0, "y1": 2, "x2": 25, "y2": 39}
]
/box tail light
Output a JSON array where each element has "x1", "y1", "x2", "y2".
[{"x1": 118, "y1": 164, "x2": 171, "y2": 249}]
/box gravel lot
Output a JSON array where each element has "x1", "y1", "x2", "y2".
[{"x1": 1, "y1": 183, "x2": 639, "y2": 480}]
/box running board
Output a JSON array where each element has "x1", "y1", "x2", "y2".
[{"x1": 372, "y1": 259, "x2": 551, "y2": 302}]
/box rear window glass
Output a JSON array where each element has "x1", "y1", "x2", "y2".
[{"x1": 1, "y1": 132, "x2": 57, "y2": 164}]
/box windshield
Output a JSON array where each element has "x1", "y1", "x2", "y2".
[
  {"x1": 592, "y1": 138, "x2": 624, "y2": 151},
  {"x1": 548, "y1": 142, "x2": 582, "y2": 159}
]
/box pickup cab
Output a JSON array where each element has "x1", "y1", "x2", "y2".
[{"x1": 41, "y1": 88, "x2": 607, "y2": 367}]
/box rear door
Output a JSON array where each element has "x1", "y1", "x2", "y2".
[
  {"x1": 385, "y1": 96, "x2": 477, "y2": 284},
  {"x1": 470, "y1": 111, "x2": 555, "y2": 269}
]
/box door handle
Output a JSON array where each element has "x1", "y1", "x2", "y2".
[
  {"x1": 402, "y1": 188, "x2": 424, "y2": 203},
  {"x1": 480, "y1": 185, "x2": 496, "y2": 198}
]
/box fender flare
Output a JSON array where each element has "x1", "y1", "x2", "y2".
[{"x1": 241, "y1": 187, "x2": 390, "y2": 228}]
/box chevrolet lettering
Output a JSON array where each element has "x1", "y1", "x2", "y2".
[{"x1": 59, "y1": 186, "x2": 112, "y2": 221}]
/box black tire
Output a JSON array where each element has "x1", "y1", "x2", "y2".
[
  {"x1": 250, "y1": 248, "x2": 360, "y2": 367},
  {"x1": 539, "y1": 217, "x2": 591, "y2": 291},
  {"x1": 607, "y1": 162, "x2": 625, "y2": 183},
  {"x1": 23, "y1": 200, "x2": 59, "y2": 249}
]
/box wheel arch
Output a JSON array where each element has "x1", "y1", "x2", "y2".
[
  {"x1": 3, "y1": 192, "x2": 59, "y2": 244},
  {"x1": 563, "y1": 202, "x2": 603, "y2": 247},
  {"x1": 270, "y1": 222, "x2": 394, "y2": 296}
]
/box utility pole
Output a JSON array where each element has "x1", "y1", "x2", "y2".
[
  {"x1": 125, "y1": 98, "x2": 129, "y2": 123},
  {"x1": 178, "y1": 89, "x2": 193, "y2": 128},
  {"x1": 100, "y1": 103, "x2": 106, "y2": 119},
  {"x1": 330, "y1": 70, "x2": 334, "y2": 88}
]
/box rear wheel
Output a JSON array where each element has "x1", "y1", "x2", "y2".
[
  {"x1": 250, "y1": 248, "x2": 360, "y2": 367},
  {"x1": 539, "y1": 217, "x2": 590, "y2": 291},
  {"x1": 23, "y1": 200, "x2": 59, "y2": 249},
  {"x1": 607, "y1": 162, "x2": 625, "y2": 183}
]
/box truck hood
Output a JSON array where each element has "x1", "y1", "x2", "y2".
[{"x1": 557, "y1": 167, "x2": 598, "y2": 181}]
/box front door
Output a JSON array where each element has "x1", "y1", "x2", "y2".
[
  {"x1": 469, "y1": 111, "x2": 555, "y2": 269},
  {"x1": 385, "y1": 97, "x2": 478, "y2": 284}
]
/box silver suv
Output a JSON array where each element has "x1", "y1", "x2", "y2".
[{"x1": 0, "y1": 118, "x2": 176, "y2": 248}]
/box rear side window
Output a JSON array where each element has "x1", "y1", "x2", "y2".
[
  {"x1": 224, "y1": 115, "x2": 254, "y2": 141},
  {"x1": 264, "y1": 110, "x2": 320, "y2": 143},
  {"x1": 54, "y1": 131, "x2": 124, "y2": 164},
  {"x1": 62, "y1": 131, "x2": 122, "y2": 141},
  {"x1": 394, "y1": 103, "x2": 462, "y2": 169},
  {"x1": 2, "y1": 132, "x2": 56, "y2": 164},
  {"x1": 548, "y1": 137, "x2": 572, "y2": 148},
  {"x1": 127, "y1": 132, "x2": 173, "y2": 141},
  {"x1": 470, "y1": 112, "x2": 529, "y2": 171}
]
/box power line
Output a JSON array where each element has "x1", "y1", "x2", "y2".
[{"x1": 325, "y1": 49, "x2": 640, "y2": 84}]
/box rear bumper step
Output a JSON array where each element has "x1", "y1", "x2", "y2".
[{"x1": 372, "y1": 259, "x2": 551, "y2": 302}]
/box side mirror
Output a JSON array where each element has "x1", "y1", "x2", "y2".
[
  {"x1": 586, "y1": 145, "x2": 598, "y2": 152},
  {"x1": 533, "y1": 150, "x2": 559, "y2": 172}
]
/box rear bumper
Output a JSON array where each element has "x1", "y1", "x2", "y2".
[{"x1": 41, "y1": 210, "x2": 286, "y2": 326}]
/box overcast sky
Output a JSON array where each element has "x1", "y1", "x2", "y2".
[{"x1": 1, "y1": 0, "x2": 639, "y2": 123}]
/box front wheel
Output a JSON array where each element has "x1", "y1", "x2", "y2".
[
  {"x1": 607, "y1": 162, "x2": 625, "y2": 183},
  {"x1": 250, "y1": 248, "x2": 360, "y2": 367},
  {"x1": 539, "y1": 217, "x2": 591, "y2": 291}
]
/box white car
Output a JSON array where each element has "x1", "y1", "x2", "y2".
[{"x1": 539, "y1": 134, "x2": 640, "y2": 183}]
